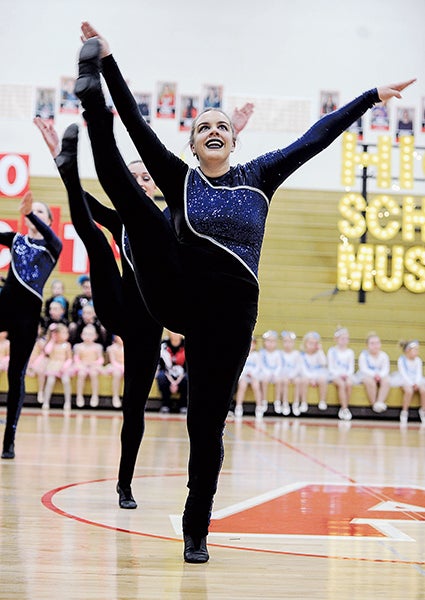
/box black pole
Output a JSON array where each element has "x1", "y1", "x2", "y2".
[{"x1": 358, "y1": 144, "x2": 368, "y2": 303}]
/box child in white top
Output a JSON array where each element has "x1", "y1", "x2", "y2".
[
  {"x1": 327, "y1": 327, "x2": 355, "y2": 421},
  {"x1": 299, "y1": 331, "x2": 328, "y2": 413},
  {"x1": 391, "y1": 340, "x2": 425, "y2": 425},
  {"x1": 258, "y1": 330, "x2": 283, "y2": 415},
  {"x1": 234, "y1": 337, "x2": 263, "y2": 419},
  {"x1": 105, "y1": 334, "x2": 124, "y2": 408},
  {"x1": 73, "y1": 323, "x2": 105, "y2": 408},
  {"x1": 356, "y1": 333, "x2": 390, "y2": 413},
  {"x1": 42, "y1": 323, "x2": 73, "y2": 411},
  {"x1": 0, "y1": 331, "x2": 10, "y2": 373},
  {"x1": 279, "y1": 331, "x2": 302, "y2": 416}
]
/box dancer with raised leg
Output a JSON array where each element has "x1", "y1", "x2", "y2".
[
  {"x1": 34, "y1": 117, "x2": 163, "y2": 509},
  {"x1": 75, "y1": 22, "x2": 415, "y2": 563}
]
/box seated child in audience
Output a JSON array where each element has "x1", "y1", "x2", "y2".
[
  {"x1": 259, "y1": 330, "x2": 283, "y2": 414},
  {"x1": 391, "y1": 340, "x2": 425, "y2": 425},
  {"x1": 26, "y1": 325, "x2": 48, "y2": 405},
  {"x1": 0, "y1": 331, "x2": 10, "y2": 373},
  {"x1": 43, "y1": 279, "x2": 69, "y2": 321},
  {"x1": 279, "y1": 331, "x2": 302, "y2": 416},
  {"x1": 42, "y1": 323, "x2": 73, "y2": 411},
  {"x1": 356, "y1": 332, "x2": 390, "y2": 413},
  {"x1": 69, "y1": 302, "x2": 111, "y2": 349},
  {"x1": 156, "y1": 331, "x2": 188, "y2": 414},
  {"x1": 299, "y1": 331, "x2": 328, "y2": 413},
  {"x1": 41, "y1": 299, "x2": 69, "y2": 333},
  {"x1": 234, "y1": 336, "x2": 263, "y2": 419},
  {"x1": 73, "y1": 323, "x2": 105, "y2": 408},
  {"x1": 327, "y1": 327, "x2": 355, "y2": 421},
  {"x1": 105, "y1": 334, "x2": 124, "y2": 408}
]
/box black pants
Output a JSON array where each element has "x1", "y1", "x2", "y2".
[
  {"x1": 56, "y1": 155, "x2": 162, "y2": 488},
  {"x1": 85, "y1": 107, "x2": 258, "y2": 537},
  {"x1": 1, "y1": 309, "x2": 40, "y2": 451}
]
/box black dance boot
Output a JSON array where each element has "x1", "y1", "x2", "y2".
[
  {"x1": 74, "y1": 38, "x2": 104, "y2": 106},
  {"x1": 116, "y1": 482, "x2": 137, "y2": 509},
  {"x1": 55, "y1": 124, "x2": 79, "y2": 173},
  {"x1": 183, "y1": 534, "x2": 209, "y2": 563},
  {"x1": 1, "y1": 442, "x2": 15, "y2": 459}
]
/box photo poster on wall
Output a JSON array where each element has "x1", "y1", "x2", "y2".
[
  {"x1": 202, "y1": 84, "x2": 223, "y2": 110},
  {"x1": 422, "y1": 98, "x2": 425, "y2": 133},
  {"x1": 319, "y1": 90, "x2": 339, "y2": 118},
  {"x1": 156, "y1": 81, "x2": 177, "y2": 119},
  {"x1": 347, "y1": 116, "x2": 364, "y2": 141},
  {"x1": 59, "y1": 76, "x2": 79, "y2": 114},
  {"x1": 133, "y1": 91, "x2": 152, "y2": 124},
  {"x1": 34, "y1": 87, "x2": 55, "y2": 121},
  {"x1": 179, "y1": 95, "x2": 199, "y2": 132},
  {"x1": 370, "y1": 103, "x2": 390, "y2": 131},
  {"x1": 395, "y1": 107, "x2": 415, "y2": 142}
]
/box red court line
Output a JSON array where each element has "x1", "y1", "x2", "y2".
[{"x1": 41, "y1": 474, "x2": 425, "y2": 566}]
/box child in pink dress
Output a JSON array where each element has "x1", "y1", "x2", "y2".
[
  {"x1": 73, "y1": 323, "x2": 105, "y2": 408},
  {"x1": 42, "y1": 323, "x2": 74, "y2": 411},
  {"x1": 105, "y1": 334, "x2": 124, "y2": 408}
]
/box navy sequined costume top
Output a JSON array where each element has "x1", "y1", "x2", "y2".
[
  {"x1": 0, "y1": 212, "x2": 62, "y2": 323},
  {"x1": 102, "y1": 54, "x2": 379, "y2": 285}
]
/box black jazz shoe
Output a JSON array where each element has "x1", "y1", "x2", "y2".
[
  {"x1": 74, "y1": 38, "x2": 103, "y2": 103},
  {"x1": 55, "y1": 124, "x2": 79, "y2": 172},
  {"x1": 183, "y1": 535, "x2": 209, "y2": 563},
  {"x1": 1, "y1": 443, "x2": 15, "y2": 459},
  {"x1": 116, "y1": 483, "x2": 137, "y2": 509}
]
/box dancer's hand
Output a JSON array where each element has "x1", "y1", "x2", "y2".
[
  {"x1": 33, "y1": 117, "x2": 60, "y2": 158},
  {"x1": 81, "y1": 21, "x2": 111, "y2": 58},
  {"x1": 20, "y1": 191, "x2": 33, "y2": 216},
  {"x1": 231, "y1": 102, "x2": 254, "y2": 136},
  {"x1": 377, "y1": 79, "x2": 416, "y2": 104}
]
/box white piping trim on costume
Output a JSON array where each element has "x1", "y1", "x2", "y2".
[
  {"x1": 183, "y1": 168, "x2": 270, "y2": 285},
  {"x1": 121, "y1": 226, "x2": 135, "y2": 271}
]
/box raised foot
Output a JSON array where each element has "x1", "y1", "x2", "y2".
[
  {"x1": 55, "y1": 124, "x2": 79, "y2": 172},
  {"x1": 183, "y1": 535, "x2": 209, "y2": 563},
  {"x1": 74, "y1": 38, "x2": 102, "y2": 101}
]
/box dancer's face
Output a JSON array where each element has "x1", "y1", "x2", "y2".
[
  {"x1": 190, "y1": 110, "x2": 235, "y2": 168},
  {"x1": 128, "y1": 161, "x2": 156, "y2": 199}
]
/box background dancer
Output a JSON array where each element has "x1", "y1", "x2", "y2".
[{"x1": 1, "y1": 191, "x2": 62, "y2": 459}]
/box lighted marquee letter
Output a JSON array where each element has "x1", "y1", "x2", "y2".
[
  {"x1": 366, "y1": 195, "x2": 400, "y2": 241},
  {"x1": 402, "y1": 196, "x2": 425, "y2": 242},
  {"x1": 374, "y1": 245, "x2": 404, "y2": 292},
  {"x1": 337, "y1": 243, "x2": 374, "y2": 291},
  {"x1": 404, "y1": 246, "x2": 425, "y2": 293},
  {"x1": 340, "y1": 133, "x2": 392, "y2": 189},
  {"x1": 338, "y1": 193, "x2": 366, "y2": 239},
  {"x1": 399, "y1": 135, "x2": 414, "y2": 190}
]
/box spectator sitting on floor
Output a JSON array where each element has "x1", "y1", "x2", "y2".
[{"x1": 156, "y1": 331, "x2": 187, "y2": 414}]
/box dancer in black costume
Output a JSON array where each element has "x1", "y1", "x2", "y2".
[
  {"x1": 76, "y1": 21, "x2": 415, "y2": 563},
  {"x1": 34, "y1": 117, "x2": 163, "y2": 508},
  {"x1": 1, "y1": 192, "x2": 62, "y2": 459}
]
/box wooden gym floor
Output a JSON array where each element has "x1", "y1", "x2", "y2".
[{"x1": 1, "y1": 408, "x2": 425, "y2": 599}]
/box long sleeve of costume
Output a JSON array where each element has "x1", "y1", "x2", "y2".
[
  {"x1": 252, "y1": 89, "x2": 380, "y2": 198},
  {"x1": 0, "y1": 232, "x2": 15, "y2": 248},
  {"x1": 84, "y1": 192, "x2": 122, "y2": 242},
  {"x1": 26, "y1": 212, "x2": 62, "y2": 259},
  {"x1": 101, "y1": 55, "x2": 187, "y2": 206}
]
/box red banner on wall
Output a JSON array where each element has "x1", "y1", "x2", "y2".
[{"x1": 0, "y1": 153, "x2": 30, "y2": 198}]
